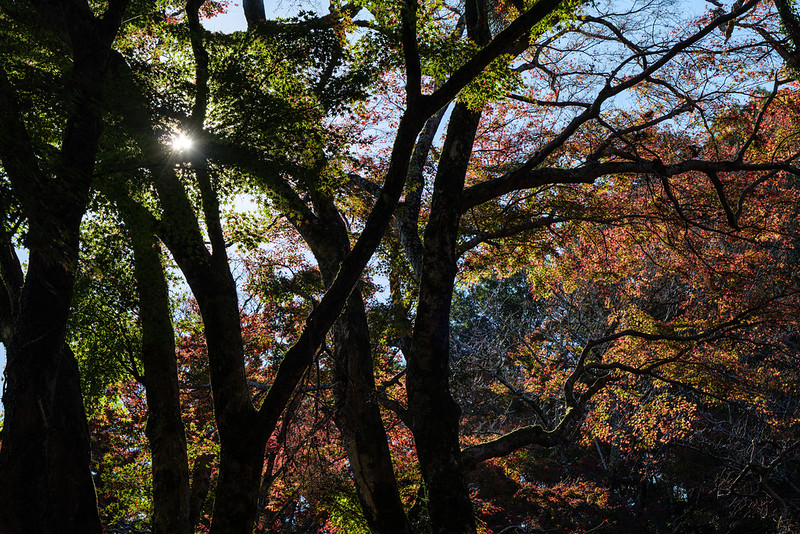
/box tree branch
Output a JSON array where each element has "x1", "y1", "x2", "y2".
[{"x1": 461, "y1": 158, "x2": 800, "y2": 211}]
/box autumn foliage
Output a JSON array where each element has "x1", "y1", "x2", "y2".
[{"x1": 1, "y1": 0, "x2": 800, "y2": 533}]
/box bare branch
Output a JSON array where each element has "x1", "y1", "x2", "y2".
[{"x1": 462, "y1": 157, "x2": 800, "y2": 212}]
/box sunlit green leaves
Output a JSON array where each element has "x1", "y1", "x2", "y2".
[{"x1": 70, "y1": 202, "x2": 141, "y2": 407}]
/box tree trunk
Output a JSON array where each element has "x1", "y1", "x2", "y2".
[
  {"x1": 0, "y1": 249, "x2": 102, "y2": 534},
  {"x1": 299, "y1": 202, "x2": 412, "y2": 534},
  {"x1": 405, "y1": 4, "x2": 490, "y2": 530},
  {"x1": 155, "y1": 222, "x2": 270, "y2": 534},
  {"x1": 331, "y1": 293, "x2": 413, "y2": 533},
  {"x1": 107, "y1": 53, "x2": 262, "y2": 532},
  {"x1": 128, "y1": 216, "x2": 191, "y2": 534},
  {"x1": 138, "y1": 134, "x2": 263, "y2": 534},
  {"x1": 189, "y1": 453, "x2": 215, "y2": 529},
  {"x1": 177, "y1": 258, "x2": 266, "y2": 534},
  {"x1": 0, "y1": 6, "x2": 126, "y2": 528},
  {"x1": 247, "y1": 112, "x2": 433, "y2": 531},
  {"x1": 209, "y1": 419, "x2": 267, "y2": 534},
  {"x1": 407, "y1": 100, "x2": 483, "y2": 534}
]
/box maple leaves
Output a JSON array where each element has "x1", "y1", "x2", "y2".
[{"x1": 495, "y1": 84, "x2": 800, "y2": 528}]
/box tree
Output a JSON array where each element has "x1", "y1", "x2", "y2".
[
  {"x1": 0, "y1": 1, "x2": 128, "y2": 532},
  {"x1": 2, "y1": 0, "x2": 573, "y2": 532},
  {"x1": 354, "y1": 0, "x2": 799, "y2": 531},
  {"x1": 3, "y1": 0, "x2": 800, "y2": 533}
]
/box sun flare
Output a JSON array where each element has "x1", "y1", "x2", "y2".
[{"x1": 171, "y1": 132, "x2": 193, "y2": 152}]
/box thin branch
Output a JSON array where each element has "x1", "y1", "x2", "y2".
[
  {"x1": 347, "y1": 172, "x2": 382, "y2": 197},
  {"x1": 426, "y1": 0, "x2": 568, "y2": 114},
  {"x1": 481, "y1": 363, "x2": 549, "y2": 426},
  {"x1": 507, "y1": 92, "x2": 590, "y2": 108},
  {"x1": 736, "y1": 74, "x2": 781, "y2": 163},
  {"x1": 461, "y1": 0, "x2": 760, "y2": 206},
  {"x1": 705, "y1": 171, "x2": 739, "y2": 230}
]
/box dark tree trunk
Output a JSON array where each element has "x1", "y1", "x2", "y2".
[
  {"x1": 155, "y1": 214, "x2": 271, "y2": 534},
  {"x1": 0, "y1": 247, "x2": 102, "y2": 534},
  {"x1": 209, "y1": 419, "x2": 267, "y2": 534},
  {"x1": 332, "y1": 294, "x2": 412, "y2": 533},
  {"x1": 167, "y1": 235, "x2": 267, "y2": 534},
  {"x1": 405, "y1": 4, "x2": 490, "y2": 531},
  {"x1": 406, "y1": 100, "x2": 482, "y2": 534},
  {"x1": 154, "y1": 215, "x2": 268, "y2": 533},
  {"x1": 0, "y1": 167, "x2": 100, "y2": 534},
  {"x1": 244, "y1": 111, "x2": 428, "y2": 532},
  {"x1": 301, "y1": 204, "x2": 412, "y2": 534},
  {"x1": 128, "y1": 215, "x2": 191, "y2": 534},
  {"x1": 0, "y1": 4, "x2": 127, "y2": 529},
  {"x1": 50, "y1": 345, "x2": 103, "y2": 532},
  {"x1": 189, "y1": 453, "x2": 215, "y2": 529},
  {"x1": 108, "y1": 48, "x2": 267, "y2": 531}
]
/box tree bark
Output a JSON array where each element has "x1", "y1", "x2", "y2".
[
  {"x1": 154, "y1": 191, "x2": 266, "y2": 534},
  {"x1": 299, "y1": 203, "x2": 412, "y2": 534},
  {"x1": 0, "y1": 3, "x2": 127, "y2": 530},
  {"x1": 104, "y1": 47, "x2": 264, "y2": 533},
  {"x1": 189, "y1": 452, "x2": 215, "y2": 529},
  {"x1": 127, "y1": 212, "x2": 191, "y2": 534},
  {"x1": 404, "y1": 1, "x2": 489, "y2": 531},
  {"x1": 0, "y1": 236, "x2": 102, "y2": 534},
  {"x1": 407, "y1": 100, "x2": 482, "y2": 534},
  {"x1": 332, "y1": 294, "x2": 412, "y2": 533},
  {"x1": 0, "y1": 173, "x2": 99, "y2": 534}
]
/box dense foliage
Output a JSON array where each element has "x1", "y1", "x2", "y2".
[{"x1": 1, "y1": 0, "x2": 800, "y2": 533}]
